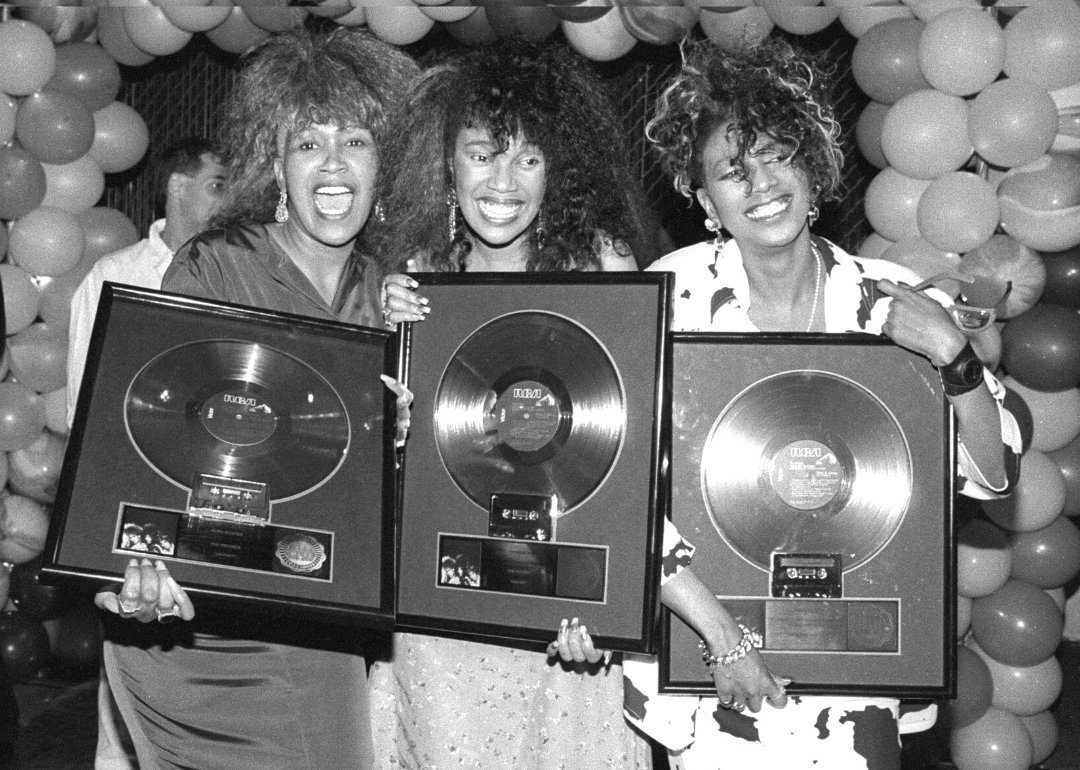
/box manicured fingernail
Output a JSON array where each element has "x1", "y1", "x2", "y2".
[
  {"x1": 580, "y1": 625, "x2": 588, "y2": 637},
  {"x1": 408, "y1": 278, "x2": 419, "y2": 287},
  {"x1": 128, "y1": 559, "x2": 139, "y2": 568},
  {"x1": 141, "y1": 559, "x2": 152, "y2": 567},
  {"x1": 155, "y1": 560, "x2": 167, "y2": 571}
]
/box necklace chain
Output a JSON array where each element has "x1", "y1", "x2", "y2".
[{"x1": 806, "y1": 241, "x2": 822, "y2": 333}]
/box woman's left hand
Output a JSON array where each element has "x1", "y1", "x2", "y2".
[
  {"x1": 381, "y1": 262, "x2": 428, "y2": 326},
  {"x1": 546, "y1": 617, "x2": 611, "y2": 666},
  {"x1": 380, "y1": 375, "x2": 413, "y2": 448},
  {"x1": 876, "y1": 279, "x2": 967, "y2": 367}
]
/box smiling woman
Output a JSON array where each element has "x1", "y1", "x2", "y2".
[{"x1": 89, "y1": 26, "x2": 419, "y2": 770}]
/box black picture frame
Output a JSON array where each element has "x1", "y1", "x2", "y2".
[
  {"x1": 42, "y1": 284, "x2": 398, "y2": 629},
  {"x1": 395, "y1": 273, "x2": 672, "y2": 654},
  {"x1": 659, "y1": 332, "x2": 956, "y2": 697}
]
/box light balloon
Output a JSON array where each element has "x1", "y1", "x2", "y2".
[
  {"x1": 855, "y1": 101, "x2": 890, "y2": 170},
  {"x1": 123, "y1": 6, "x2": 193, "y2": 57},
  {"x1": 850, "y1": 17, "x2": 929, "y2": 105},
  {"x1": 1019, "y1": 710, "x2": 1059, "y2": 765},
  {"x1": 0, "y1": 19, "x2": 57, "y2": 97},
  {"x1": 917, "y1": 171, "x2": 998, "y2": 254},
  {"x1": 76, "y1": 206, "x2": 140, "y2": 264},
  {"x1": 969, "y1": 78, "x2": 1059, "y2": 169},
  {"x1": 1002, "y1": 376, "x2": 1080, "y2": 455},
  {"x1": 958, "y1": 234, "x2": 1046, "y2": 320},
  {"x1": 8, "y1": 206, "x2": 84, "y2": 278},
  {"x1": 982, "y1": 448, "x2": 1066, "y2": 533},
  {"x1": 697, "y1": 6, "x2": 773, "y2": 52},
  {"x1": 0, "y1": 494, "x2": 50, "y2": 565},
  {"x1": 8, "y1": 323, "x2": 68, "y2": 395},
  {"x1": 41, "y1": 155, "x2": 106, "y2": 213},
  {"x1": 204, "y1": 1, "x2": 271, "y2": 56},
  {"x1": 880, "y1": 89, "x2": 972, "y2": 179},
  {"x1": 864, "y1": 167, "x2": 931, "y2": 243},
  {"x1": 562, "y1": 2, "x2": 637, "y2": 61},
  {"x1": 95, "y1": 8, "x2": 156, "y2": 68},
  {"x1": 89, "y1": 101, "x2": 150, "y2": 174},
  {"x1": 0, "y1": 94, "x2": 14, "y2": 146},
  {"x1": 918, "y1": 8, "x2": 1004, "y2": 96},
  {"x1": 1002, "y1": 0, "x2": 1080, "y2": 92},
  {"x1": 365, "y1": 4, "x2": 436, "y2": 46},
  {"x1": 7, "y1": 429, "x2": 67, "y2": 504}
]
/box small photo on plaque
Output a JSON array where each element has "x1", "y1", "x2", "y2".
[
  {"x1": 118, "y1": 507, "x2": 179, "y2": 556},
  {"x1": 488, "y1": 493, "x2": 558, "y2": 541},
  {"x1": 438, "y1": 537, "x2": 482, "y2": 588}
]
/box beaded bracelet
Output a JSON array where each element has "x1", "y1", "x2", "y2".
[{"x1": 699, "y1": 624, "x2": 763, "y2": 669}]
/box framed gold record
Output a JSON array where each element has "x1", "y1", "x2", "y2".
[
  {"x1": 42, "y1": 284, "x2": 398, "y2": 628},
  {"x1": 657, "y1": 333, "x2": 955, "y2": 697},
  {"x1": 396, "y1": 273, "x2": 671, "y2": 653}
]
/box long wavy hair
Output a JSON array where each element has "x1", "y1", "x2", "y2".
[
  {"x1": 367, "y1": 40, "x2": 646, "y2": 273},
  {"x1": 647, "y1": 37, "x2": 844, "y2": 207},
  {"x1": 209, "y1": 27, "x2": 418, "y2": 233}
]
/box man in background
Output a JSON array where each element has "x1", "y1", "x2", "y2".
[
  {"x1": 67, "y1": 136, "x2": 224, "y2": 427},
  {"x1": 65, "y1": 136, "x2": 224, "y2": 770}
]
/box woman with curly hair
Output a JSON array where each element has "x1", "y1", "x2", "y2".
[
  {"x1": 372, "y1": 40, "x2": 669, "y2": 768},
  {"x1": 629, "y1": 36, "x2": 1022, "y2": 770},
  {"x1": 92, "y1": 27, "x2": 417, "y2": 770}
]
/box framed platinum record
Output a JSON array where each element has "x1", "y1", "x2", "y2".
[
  {"x1": 659, "y1": 333, "x2": 956, "y2": 697},
  {"x1": 395, "y1": 272, "x2": 672, "y2": 653},
  {"x1": 42, "y1": 284, "x2": 397, "y2": 628}
]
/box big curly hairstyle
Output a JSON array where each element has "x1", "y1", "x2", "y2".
[
  {"x1": 647, "y1": 36, "x2": 844, "y2": 207},
  {"x1": 367, "y1": 40, "x2": 646, "y2": 273},
  {"x1": 210, "y1": 26, "x2": 418, "y2": 230}
]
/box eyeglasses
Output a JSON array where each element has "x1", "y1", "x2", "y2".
[{"x1": 910, "y1": 274, "x2": 1013, "y2": 333}]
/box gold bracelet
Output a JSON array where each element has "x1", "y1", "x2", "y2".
[{"x1": 699, "y1": 624, "x2": 763, "y2": 669}]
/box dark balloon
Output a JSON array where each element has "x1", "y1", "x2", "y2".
[
  {"x1": 1040, "y1": 245, "x2": 1080, "y2": 309},
  {"x1": 971, "y1": 579, "x2": 1063, "y2": 667},
  {"x1": 483, "y1": 0, "x2": 560, "y2": 40},
  {"x1": 1001, "y1": 303, "x2": 1080, "y2": 392},
  {"x1": 1001, "y1": 387, "x2": 1035, "y2": 452},
  {"x1": 0, "y1": 612, "x2": 51, "y2": 682},
  {"x1": 14, "y1": 89, "x2": 96, "y2": 165},
  {"x1": 46, "y1": 42, "x2": 122, "y2": 113},
  {"x1": 9, "y1": 559, "x2": 74, "y2": 621},
  {"x1": 48, "y1": 604, "x2": 103, "y2": 680},
  {"x1": 1047, "y1": 432, "x2": 1080, "y2": 518},
  {"x1": 0, "y1": 144, "x2": 47, "y2": 221},
  {"x1": 1009, "y1": 515, "x2": 1080, "y2": 589},
  {"x1": 943, "y1": 645, "x2": 993, "y2": 729}
]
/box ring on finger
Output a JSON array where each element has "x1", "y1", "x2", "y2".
[
  {"x1": 155, "y1": 606, "x2": 182, "y2": 623},
  {"x1": 118, "y1": 598, "x2": 140, "y2": 616},
  {"x1": 731, "y1": 703, "x2": 746, "y2": 712},
  {"x1": 718, "y1": 698, "x2": 733, "y2": 708}
]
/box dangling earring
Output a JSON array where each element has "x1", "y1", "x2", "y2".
[
  {"x1": 447, "y1": 188, "x2": 457, "y2": 242},
  {"x1": 808, "y1": 203, "x2": 820, "y2": 227},
  {"x1": 534, "y1": 210, "x2": 546, "y2": 250},
  {"x1": 275, "y1": 189, "x2": 288, "y2": 223},
  {"x1": 374, "y1": 200, "x2": 386, "y2": 223},
  {"x1": 705, "y1": 216, "x2": 727, "y2": 250}
]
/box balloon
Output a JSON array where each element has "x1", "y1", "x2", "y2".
[
  {"x1": 0, "y1": 93, "x2": 16, "y2": 145},
  {"x1": 855, "y1": 100, "x2": 890, "y2": 170},
  {"x1": 981, "y1": 449, "x2": 1066, "y2": 533},
  {"x1": 14, "y1": 90, "x2": 96, "y2": 167},
  {"x1": 444, "y1": 3, "x2": 499, "y2": 45},
  {"x1": 45, "y1": 42, "x2": 121, "y2": 113},
  {"x1": 41, "y1": 154, "x2": 105, "y2": 213},
  {"x1": 365, "y1": 4, "x2": 436, "y2": 46},
  {"x1": 697, "y1": 6, "x2": 773, "y2": 53},
  {"x1": 1051, "y1": 80, "x2": 1080, "y2": 154},
  {"x1": 0, "y1": 19, "x2": 57, "y2": 97},
  {"x1": 77, "y1": 206, "x2": 140, "y2": 264},
  {"x1": 204, "y1": 1, "x2": 270, "y2": 56},
  {"x1": 1045, "y1": 586, "x2": 1066, "y2": 613},
  {"x1": 1002, "y1": 376, "x2": 1080, "y2": 455},
  {"x1": 918, "y1": 8, "x2": 1004, "y2": 96},
  {"x1": 858, "y1": 231, "x2": 894, "y2": 261},
  {"x1": 864, "y1": 168, "x2": 931, "y2": 243},
  {"x1": 562, "y1": 3, "x2": 637, "y2": 61},
  {"x1": 1001, "y1": 303, "x2": 1080, "y2": 392},
  {"x1": 18, "y1": 5, "x2": 99, "y2": 46},
  {"x1": 841, "y1": 4, "x2": 916, "y2": 38},
  {"x1": 950, "y1": 704, "x2": 1032, "y2": 768},
  {"x1": 95, "y1": 8, "x2": 156, "y2": 68},
  {"x1": 0, "y1": 612, "x2": 51, "y2": 682},
  {"x1": 238, "y1": 4, "x2": 308, "y2": 34},
  {"x1": 944, "y1": 644, "x2": 993, "y2": 729},
  {"x1": 969, "y1": 78, "x2": 1059, "y2": 169},
  {"x1": 47, "y1": 603, "x2": 103, "y2": 680},
  {"x1": 41, "y1": 388, "x2": 68, "y2": 437},
  {"x1": 851, "y1": 17, "x2": 929, "y2": 105},
  {"x1": 0, "y1": 494, "x2": 50, "y2": 565},
  {"x1": 8, "y1": 206, "x2": 85, "y2": 278},
  {"x1": 999, "y1": 196, "x2": 1080, "y2": 254},
  {"x1": 1040, "y1": 245, "x2": 1080, "y2": 308},
  {"x1": 89, "y1": 101, "x2": 150, "y2": 174},
  {"x1": 999, "y1": 152, "x2": 1080, "y2": 212},
  {"x1": 971, "y1": 578, "x2": 1063, "y2": 667},
  {"x1": 9, "y1": 558, "x2": 74, "y2": 621},
  {"x1": 481, "y1": 1, "x2": 561, "y2": 41},
  {"x1": 970, "y1": 640, "x2": 1062, "y2": 717},
  {"x1": 1002, "y1": 0, "x2": 1080, "y2": 93},
  {"x1": 548, "y1": 0, "x2": 612, "y2": 24},
  {"x1": 0, "y1": 145, "x2": 47, "y2": 221},
  {"x1": 917, "y1": 172, "x2": 998, "y2": 254},
  {"x1": 1047, "y1": 435, "x2": 1080, "y2": 524},
  {"x1": 759, "y1": 2, "x2": 839, "y2": 35},
  {"x1": 0, "y1": 224, "x2": 6, "y2": 262},
  {"x1": 1009, "y1": 515, "x2": 1080, "y2": 589},
  {"x1": 879, "y1": 89, "x2": 972, "y2": 180},
  {"x1": 160, "y1": 3, "x2": 231, "y2": 33},
  {"x1": 616, "y1": 1, "x2": 696, "y2": 44},
  {"x1": 417, "y1": 2, "x2": 474, "y2": 24},
  {"x1": 1019, "y1": 710, "x2": 1059, "y2": 765},
  {"x1": 123, "y1": 6, "x2": 193, "y2": 57},
  {"x1": 0, "y1": 264, "x2": 43, "y2": 337},
  {"x1": 957, "y1": 594, "x2": 972, "y2": 637},
  {"x1": 881, "y1": 237, "x2": 959, "y2": 284},
  {"x1": 958, "y1": 234, "x2": 1046, "y2": 320},
  {"x1": 8, "y1": 323, "x2": 68, "y2": 395},
  {"x1": 957, "y1": 518, "x2": 1012, "y2": 599}
]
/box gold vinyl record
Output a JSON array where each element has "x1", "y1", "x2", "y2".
[
  {"x1": 701, "y1": 370, "x2": 911, "y2": 572},
  {"x1": 125, "y1": 340, "x2": 350, "y2": 501},
  {"x1": 434, "y1": 311, "x2": 625, "y2": 513}
]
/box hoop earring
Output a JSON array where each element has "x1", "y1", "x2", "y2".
[
  {"x1": 275, "y1": 189, "x2": 288, "y2": 224},
  {"x1": 447, "y1": 188, "x2": 457, "y2": 242}
]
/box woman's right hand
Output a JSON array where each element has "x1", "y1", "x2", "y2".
[
  {"x1": 382, "y1": 261, "x2": 429, "y2": 325},
  {"x1": 710, "y1": 647, "x2": 791, "y2": 714},
  {"x1": 95, "y1": 558, "x2": 195, "y2": 624}
]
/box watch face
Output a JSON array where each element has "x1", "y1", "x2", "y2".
[{"x1": 962, "y1": 359, "x2": 983, "y2": 384}]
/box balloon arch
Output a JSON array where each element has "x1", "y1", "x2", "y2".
[{"x1": 2, "y1": 3, "x2": 1080, "y2": 765}]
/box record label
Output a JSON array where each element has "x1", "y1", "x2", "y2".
[
  {"x1": 200, "y1": 390, "x2": 277, "y2": 446},
  {"x1": 493, "y1": 380, "x2": 562, "y2": 453},
  {"x1": 768, "y1": 439, "x2": 843, "y2": 511}
]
